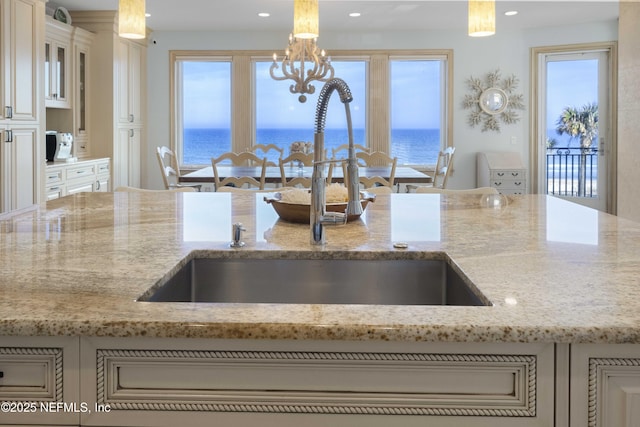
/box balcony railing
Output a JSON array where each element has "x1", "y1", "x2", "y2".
[{"x1": 546, "y1": 147, "x2": 598, "y2": 197}]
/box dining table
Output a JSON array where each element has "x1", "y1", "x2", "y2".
[{"x1": 179, "y1": 165, "x2": 432, "y2": 190}]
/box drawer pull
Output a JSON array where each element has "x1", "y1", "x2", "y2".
[
  {"x1": 0, "y1": 370, "x2": 3, "y2": 378},
  {"x1": 512, "y1": 172, "x2": 519, "y2": 177},
  {"x1": 493, "y1": 182, "x2": 502, "y2": 186},
  {"x1": 497, "y1": 172, "x2": 505, "y2": 177},
  {"x1": 515, "y1": 182, "x2": 522, "y2": 186}
]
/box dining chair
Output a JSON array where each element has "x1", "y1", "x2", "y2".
[
  {"x1": 415, "y1": 186, "x2": 498, "y2": 195},
  {"x1": 278, "y1": 151, "x2": 315, "y2": 188},
  {"x1": 156, "y1": 146, "x2": 202, "y2": 191},
  {"x1": 115, "y1": 186, "x2": 197, "y2": 192},
  {"x1": 406, "y1": 146, "x2": 456, "y2": 193},
  {"x1": 349, "y1": 151, "x2": 398, "y2": 190},
  {"x1": 211, "y1": 152, "x2": 267, "y2": 191},
  {"x1": 248, "y1": 143, "x2": 284, "y2": 167},
  {"x1": 331, "y1": 143, "x2": 370, "y2": 161}
]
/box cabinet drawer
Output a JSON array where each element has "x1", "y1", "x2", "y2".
[
  {"x1": 95, "y1": 348, "x2": 538, "y2": 417},
  {"x1": 0, "y1": 337, "x2": 80, "y2": 425},
  {"x1": 65, "y1": 164, "x2": 95, "y2": 181},
  {"x1": 492, "y1": 179, "x2": 526, "y2": 190},
  {"x1": 96, "y1": 161, "x2": 110, "y2": 175},
  {"x1": 46, "y1": 184, "x2": 65, "y2": 200},
  {"x1": 45, "y1": 169, "x2": 64, "y2": 185},
  {"x1": 490, "y1": 169, "x2": 525, "y2": 180}
]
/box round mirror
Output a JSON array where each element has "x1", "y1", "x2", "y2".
[{"x1": 479, "y1": 88, "x2": 508, "y2": 115}]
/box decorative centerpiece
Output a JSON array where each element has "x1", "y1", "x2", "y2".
[
  {"x1": 290, "y1": 141, "x2": 312, "y2": 154},
  {"x1": 264, "y1": 185, "x2": 375, "y2": 224}
]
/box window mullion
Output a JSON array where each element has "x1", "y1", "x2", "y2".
[
  {"x1": 369, "y1": 54, "x2": 390, "y2": 154},
  {"x1": 232, "y1": 55, "x2": 252, "y2": 153}
]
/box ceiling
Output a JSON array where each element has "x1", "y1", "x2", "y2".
[{"x1": 47, "y1": 0, "x2": 619, "y2": 34}]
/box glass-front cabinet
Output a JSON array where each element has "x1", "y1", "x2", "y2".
[
  {"x1": 72, "y1": 27, "x2": 93, "y2": 158},
  {"x1": 45, "y1": 16, "x2": 71, "y2": 109}
]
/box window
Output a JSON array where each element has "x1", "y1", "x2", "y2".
[
  {"x1": 254, "y1": 60, "x2": 366, "y2": 164},
  {"x1": 174, "y1": 57, "x2": 231, "y2": 166},
  {"x1": 390, "y1": 58, "x2": 445, "y2": 165},
  {"x1": 172, "y1": 50, "x2": 451, "y2": 168}
]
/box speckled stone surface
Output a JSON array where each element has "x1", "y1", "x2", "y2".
[{"x1": 1, "y1": 191, "x2": 639, "y2": 344}]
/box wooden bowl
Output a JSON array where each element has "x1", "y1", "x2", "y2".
[{"x1": 264, "y1": 191, "x2": 375, "y2": 224}]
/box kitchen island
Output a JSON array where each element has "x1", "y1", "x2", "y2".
[{"x1": 1, "y1": 191, "x2": 639, "y2": 427}]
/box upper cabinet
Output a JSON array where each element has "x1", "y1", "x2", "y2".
[
  {"x1": 0, "y1": 0, "x2": 45, "y2": 214},
  {"x1": 117, "y1": 39, "x2": 143, "y2": 126},
  {"x1": 44, "y1": 15, "x2": 94, "y2": 159},
  {"x1": 45, "y1": 16, "x2": 71, "y2": 109},
  {"x1": 71, "y1": 25, "x2": 93, "y2": 158},
  {"x1": 1, "y1": 0, "x2": 43, "y2": 122}
]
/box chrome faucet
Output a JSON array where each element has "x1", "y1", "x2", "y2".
[{"x1": 310, "y1": 78, "x2": 363, "y2": 245}]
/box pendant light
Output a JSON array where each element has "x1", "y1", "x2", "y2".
[
  {"x1": 119, "y1": 0, "x2": 146, "y2": 39},
  {"x1": 468, "y1": 0, "x2": 495, "y2": 37}
]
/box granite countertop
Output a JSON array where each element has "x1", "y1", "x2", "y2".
[{"x1": 1, "y1": 191, "x2": 639, "y2": 344}]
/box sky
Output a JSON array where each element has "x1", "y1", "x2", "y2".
[
  {"x1": 181, "y1": 57, "x2": 600, "y2": 132},
  {"x1": 182, "y1": 59, "x2": 442, "y2": 130},
  {"x1": 546, "y1": 59, "x2": 599, "y2": 129}
]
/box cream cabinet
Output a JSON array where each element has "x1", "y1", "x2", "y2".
[
  {"x1": 70, "y1": 11, "x2": 146, "y2": 190},
  {"x1": 0, "y1": 0, "x2": 45, "y2": 213},
  {"x1": 477, "y1": 152, "x2": 527, "y2": 195},
  {"x1": 45, "y1": 16, "x2": 71, "y2": 109},
  {"x1": 117, "y1": 39, "x2": 143, "y2": 127},
  {"x1": 115, "y1": 127, "x2": 142, "y2": 188},
  {"x1": 72, "y1": 27, "x2": 93, "y2": 158},
  {"x1": 0, "y1": 0, "x2": 43, "y2": 123},
  {"x1": 79, "y1": 337, "x2": 555, "y2": 427},
  {"x1": 0, "y1": 335, "x2": 80, "y2": 426},
  {"x1": 569, "y1": 344, "x2": 640, "y2": 427},
  {"x1": 45, "y1": 158, "x2": 110, "y2": 199},
  {"x1": 45, "y1": 17, "x2": 94, "y2": 159},
  {"x1": 1, "y1": 125, "x2": 39, "y2": 211}
]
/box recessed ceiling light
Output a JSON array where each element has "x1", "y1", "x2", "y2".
[
  {"x1": 349, "y1": 12, "x2": 361, "y2": 18},
  {"x1": 505, "y1": 10, "x2": 518, "y2": 16},
  {"x1": 258, "y1": 12, "x2": 270, "y2": 18}
]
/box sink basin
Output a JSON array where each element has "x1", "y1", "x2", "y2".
[{"x1": 139, "y1": 257, "x2": 491, "y2": 306}]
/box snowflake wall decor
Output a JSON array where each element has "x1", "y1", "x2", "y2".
[{"x1": 462, "y1": 69, "x2": 525, "y2": 132}]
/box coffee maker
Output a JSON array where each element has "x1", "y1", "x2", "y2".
[{"x1": 46, "y1": 131, "x2": 75, "y2": 162}]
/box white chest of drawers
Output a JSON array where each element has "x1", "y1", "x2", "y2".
[{"x1": 477, "y1": 152, "x2": 527, "y2": 195}]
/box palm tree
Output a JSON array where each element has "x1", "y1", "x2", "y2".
[{"x1": 555, "y1": 103, "x2": 598, "y2": 196}]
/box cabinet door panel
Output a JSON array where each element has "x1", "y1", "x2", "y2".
[
  {"x1": 571, "y1": 344, "x2": 640, "y2": 427},
  {"x1": 1, "y1": 126, "x2": 37, "y2": 212},
  {"x1": 7, "y1": 0, "x2": 39, "y2": 121}
]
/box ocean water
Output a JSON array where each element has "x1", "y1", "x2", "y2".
[{"x1": 183, "y1": 128, "x2": 441, "y2": 166}]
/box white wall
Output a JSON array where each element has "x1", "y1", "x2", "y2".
[{"x1": 144, "y1": 21, "x2": 617, "y2": 190}]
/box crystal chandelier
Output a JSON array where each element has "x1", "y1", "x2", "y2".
[
  {"x1": 270, "y1": 0, "x2": 334, "y2": 103},
  {"x1": 468, "y1": 0, "x2": 495, "y2": 37}
]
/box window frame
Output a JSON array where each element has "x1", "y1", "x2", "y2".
[{"x1": 171, "y1": 49, "x2": 453, "y2": 170}]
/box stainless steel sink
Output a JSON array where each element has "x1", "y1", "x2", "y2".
[{"x1": 138, "y1": 258, "x2": 491, "y2": 306}]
